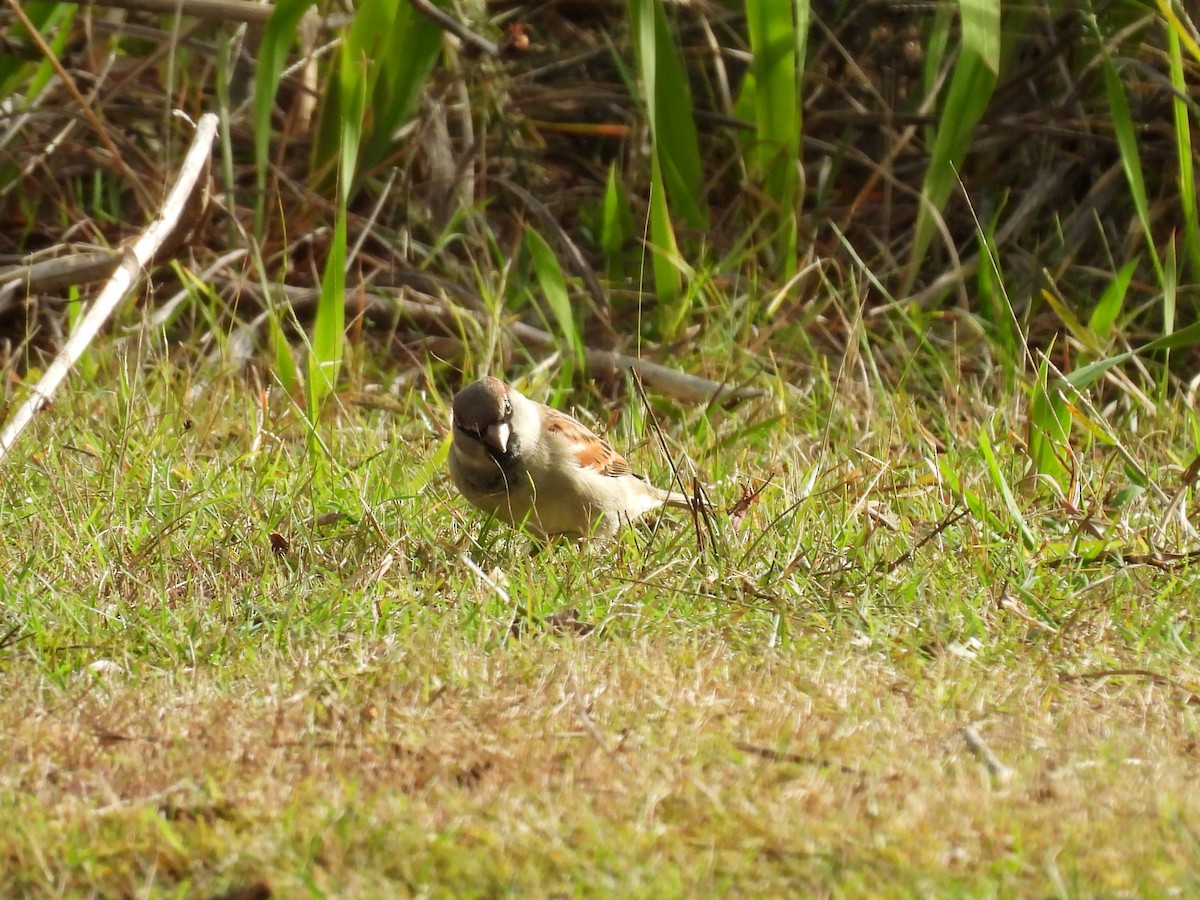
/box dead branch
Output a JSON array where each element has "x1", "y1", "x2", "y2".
[
  {"x1": 0, "y1": 112, "x2": 219, "y2": 463},
  {"x1": 44, "y1": 0, "x2": 279, "y2": 24},
  {"x1": 220, "y1": 278, "x2": 762, "y2": 406}
]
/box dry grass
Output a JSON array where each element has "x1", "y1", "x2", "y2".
[{"x1": 4, "y1": 633, "x2": 1200, "y2": 896}]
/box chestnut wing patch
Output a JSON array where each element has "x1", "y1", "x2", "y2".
[{"x1": 545, "y1": 409, "x2": 633, "y2": 478}]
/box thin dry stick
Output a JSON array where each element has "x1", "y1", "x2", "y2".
[
  {"x1": 407, "y1": 0, "x2": 499, "y2": 57},
  {"x1": 215, "y1": 277, "x2": 760, "y2": 406},
  {"x1": 960, "y1": 725, "x2": 1014, "y2": 784},
  {"x1": 0, "y1": 112, "x2": 219, "y2": 463},
  {"x1": 58, "y1": 0, "x2": 278, "y2": 23}
]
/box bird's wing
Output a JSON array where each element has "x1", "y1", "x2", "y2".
[{"x1": 543, "y1": 407, "x2": 633, "y2": 478}]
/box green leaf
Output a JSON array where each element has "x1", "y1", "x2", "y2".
[
  {"x1": 907, "y1": 0, "x2": 1000, "y2": 282},
  {"x1": 600, "y1": 164, "x2": 635, "y2": 282},
  {"x1": 1027, "y1": 352, "x2": 1071, "y2": 484},
  {"x1": 1088, "y1": 259, "x2": 1136, "y2": 338},
  {"x1": 627, "y1": 0, "x2": 707, "y2": 229},
  {"x1": 253, "y1": 0, "x2": 316, "y2": 231},
  {"x1": 357, "y1": 0, "x2": 443, "y2": 183},
  {"x1": 1166, "y1": 27, "x2": 1200, "y2": 283},
  {"x1": 1065, "y1": 317, "x2": 1200, "y2": 391},
  {"x1": 979, "y1": 427, "x2": 1037, "y2": 551},
  {"x1": 526, "y1": 226, "x2": 583, "y2": 371},
  {"x1": 648, "y1": 152, "x2": 684, "y2": 337},
  {"x1": 960, "y1": 0, "x2": 1001, "y2": 72},
  {"x1": 1096, "y1": 35, "x2": 1164, "y2": 287},
  {"x1": 744, "y1": 0, "x2": 803, "y2": 271},
  {"x1": 307, "y1": 211, "x2": 346, "y2": 417}
]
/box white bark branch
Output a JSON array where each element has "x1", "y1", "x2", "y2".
[{"x1": 0, "y1": 112, "x2": 219, "y2": 462}]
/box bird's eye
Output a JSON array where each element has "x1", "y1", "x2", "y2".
[{"x1": 503, "y1": 397, "x2": 511, "y2": 416}]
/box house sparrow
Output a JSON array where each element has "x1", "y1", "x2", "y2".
[{"x1": 448, "y1": 376, "x2": 696, "y2": 539}]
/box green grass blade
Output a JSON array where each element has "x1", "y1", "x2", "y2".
[
  {"x1": 627, "y1": 0, "x2": 707, "y2": 229},
  {"x1": 269, "y1": 302, "x2": 300, "y2": 396},
  {"x1": 1027, "y1": 351, "x2": 1071, "y2": 485},
  {"x1": 337, "y1": 37, "x2": 366, "y2": 200},
  {"x1": 979, "y1": 426, "x2": 1037, "y2": 551},
  {"x1": 307, "y1": 214, "x2": 347, "y2": 419},
  {"x1": 1067, "y1": 318, "x2": 1200, "y2": 391},
  {"x1": 1166, "y1": 27, "x2": 1200, "y2": 284},
  {"x1": 600, "y1": 163, "x2": 635, "y2": 283},
  {"x1": 908, "y1": 0, "x2": 1000, "y2": 284},
  {"x1": 648, "y1": 152, "x2": 684, "y2": 337},
  {"x1": 1088, "y1": 259, "x2": 1136, "y2": 338},
  {"x1": 306, "y1": 43, "x2": 366, "y2": 422},
  {"x1": 312, "y1": 0, "x2": 443, "y2": 188},
  {"x1": 1096, "y1": 30, "x2": 1165, "y2": 288},
  {"x1": 0, "y1": 2, "x2": 75, "y2": 106},
  {"x1": 975, "y1": 210, "x2": 1018, "y2": 369},
  {"x1": 253, "y1": 0, "x2": 316, "y2": 233},
  {"x1": 525, "y1": 226, "x2": 583, "y2": 372},
  {"x1": 1156, "y1": 0, "x2": 1200, "y2": 62},
  {"x1": 938, "y1": 455, "x2": 1006, "y2": 538},
  {"x1": 744, "y1": 0, "x2": 803, "y2": 271}
]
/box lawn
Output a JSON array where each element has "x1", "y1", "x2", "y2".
[
  {"x1": 3, "y1": 0, "x2": 1200, "y2": 895},
  {"x1": 2, "y1": 351, "x2": 1198, "y2": 897}
]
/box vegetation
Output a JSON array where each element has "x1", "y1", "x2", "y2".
[{"x1": 1, "y1": 0, "x2": 1199, "y2": 895}]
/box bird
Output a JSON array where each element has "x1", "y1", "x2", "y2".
[{"x1": 448, "y1": 376, "x2": 697, "y2": 539}]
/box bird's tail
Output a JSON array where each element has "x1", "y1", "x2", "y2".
[{"x1": 661, "y1": 489, "x2": 710, "y2": 512}]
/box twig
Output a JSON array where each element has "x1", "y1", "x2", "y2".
[
  {"x1": 0, "y1": 250, "x2": 123, "y2": 315},
  {"x1": 511, "y1": 322, "x2": 760, "y2": 405},
  {"x1": 46, "y1": 0, "x2": 280, "y2": 24},
  {"x1": 0, "y1": 112, "x2": 218, "y2": 463},
  {"x1": 733, "y1": 740, "x2": 860, "y2": 776},
  {"x1": 217, "y1": 277, "x2": 760, "y2": 406},
  {"x1": 407, "y1": 0, "x2": 499, "y2": 58},
  {"x1": 960, "y1": 725, "x2": 1014, "y2": 784},
  {"x1": 880, "y1": 505, "x2": 969, "y2": 573}
]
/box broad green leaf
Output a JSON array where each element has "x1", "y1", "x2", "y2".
[
  {"x1": 306, "y1": 39, "x2": 366, "y2": 420},
  {"x1": 744, "y1": 0, "x2": 803, "y2": 271},
  {"x1": 312, "y1": 0, "x2": 443, "y2": 193},
  {"x1": 649, "y1": 152, "x2": 684, "y2": 336},
  {"x1": 1167, "y1": 28, "x2": 1200, "y2": 284},
  {"x1": 600, "y1": 164, "x2": 635, "y2": 282},
  {"x1": 307, "y1": 211, "x2": 346, "y2": 416},
  {"x1": 358, "y1": 0, "x2": 443, "y2": 182},
  {"x1": 961, "y1": 0, "x2": 1001, "y2": 71},
  {"x1": 269, "y1": 304, "x2": 299, "y2": 396}
]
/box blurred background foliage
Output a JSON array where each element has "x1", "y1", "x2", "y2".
[{"x1": 0, "y1": 0, "x2": 1198, "y2": 400}]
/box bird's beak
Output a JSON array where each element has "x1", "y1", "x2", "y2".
[{"x1": 484, "y1": 422, "x2": 510, "y2": 454}]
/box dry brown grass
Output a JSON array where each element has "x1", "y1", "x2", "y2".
[{"x1": 4, "y1": 630, "x2": 1199, "y2": 896}]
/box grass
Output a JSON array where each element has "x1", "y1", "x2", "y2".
[
  {"x1": 2, "y1": 333, "x2": 1199, "y2": 896},
  {"x1": 3, "y1": 2, "x2": 1199, "y2": 895}
]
